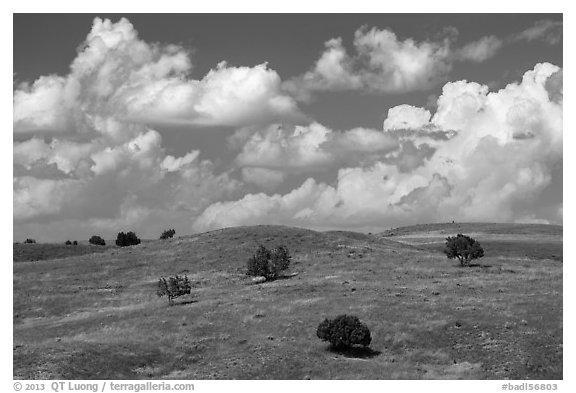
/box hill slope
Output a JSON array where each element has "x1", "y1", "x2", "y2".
[
  {"x1": 13, "y1": 224, "x2": 562, "y2": 379},
  {"x1": 380, "y1": 222, "x2": 562, "y2": 262},
  {"x1": 13, "y1": 243, "x2": 113, "y2": 262}
]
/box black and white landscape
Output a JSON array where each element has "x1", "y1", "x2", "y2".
[{"x1": 13, "y1": 14, "x2": 562, "y2": 380}]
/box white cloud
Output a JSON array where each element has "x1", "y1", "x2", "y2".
[
  {"x1": 353, "y1": 26, "x2": 453, "y2": 93},
  {"x1": 233, "y1": 122, "x2": 398, "y2": 174},
  {"x1": 235, "y1": 123, "x2": 333, "y2": 171},
  {"x1": 13, "y1": 138, "x2": 52, "y2": 169},
  {"x1": 13, "y1": 17, "x2": 303, "y2": 135},
  {"x1": 383, "y1": 105, "x2": 432, "y2": 131},
  {"x1": 431, "y1": 80, "x2": 490, "y2": 131},
  {"x1": 13, "y1": 76, "x2": 71, "y2": 132},
  {"x1": 13, "y1": 17, "x2": 258, "y2": 240},
  {"x1": 193, "y1": 178, "x2": 338, "y2": 231},
  {"x1": 13, "y1": 128, "x2": 241, "y2": 230},
  {"x1": 313, "y1": 38, "x2": 361, "y2": 88},
  {"x1": 284, "y1": 26, "x2": 455, "y2": 97},
  {"x1": 285, "y1": 20, "x2": 563, "y2": 99},
  {"x1": 333, "y1": 127, "x2": 400, "y2": 152},
  {"x1": 284, "y1": 26, "x2": 510, "y2": 98},
  {"x1": 241, "y1": 167, "x2": 286, "y2": 190},
  {"x1": 161, "y1": 151, "x2": 200, "y2": 172},
  {"x1": 456, "y1": 35, "x2": 503, "y2": 62},
  {"x1": 128, "y1": 61, "x2": 304, "y2": 127},
  {"x1": 282, "y1": 38, "x2": 361, "y2": 99},
  {"x1": 512, "y1": 19, "x2": 563, "y2": 45},
  {"x1": 13, "y1": 16, "x2": 563, "y2": 240},
  {"x1": 89, "y1": 130, "x2": 163, "y2": 175},
  {"x1": 13, "y1": 176, "x2": 84, "y2": 221},
  {"x1": 194, "y1": 63, "x2": 563, "y2": 232},
  {"x1": 13, "y1": 137, "x2": 95, "y2": 175}
]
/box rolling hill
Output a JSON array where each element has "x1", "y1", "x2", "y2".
[
  {"x1": 380, "y1": 222, "x2": 563, "y2": 262},
  {"x1": 13, "y1": 224, "x2": 562, "y2": 379}
]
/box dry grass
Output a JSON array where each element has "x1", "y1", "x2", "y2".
[
  {"x1": 13, "y1": 243, "x2": 113, "y2": 262},
  {"x1": 381, "y1": 223, "x2": 562, "y2": 262},
  {"x1": 13, "y1": 224, "x2": 562, "y2": 379}
]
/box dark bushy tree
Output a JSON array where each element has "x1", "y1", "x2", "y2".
[
  {"x1": 271, "y1": 245, "x2": 291, "y2": 273},
  {"x1": 73, "y1": 240, "x2": 78, "y2": 246},
  {"x1": 24, "y1": 238, "x2": 36, "y2": 244},
  {"x1": 115, "y1": 231, "x2": 141, "y2": 247},
  {"x1": 65, "y1": 240, "x2": 72, "y2": 245},
  {"x1": 89, "y1": 235, "x2": 106, "y2": 246},
  {"x1": 246, "y1": 245, "x2": 291, "y2": 281},
  {"x1": 445, "y1": 234, "x2": 484, "y2": 266},
  {"x1": 317, "y1": 315, "x2": 372, "y2": 349},
  {"x1": 247, "y1": 245, "x2": 271, "y2": 278},
  {"x1": 157, "y1": 275, "x2": 192, "y2": 305},
  {"x1": 160, "y1": 229, "x2": 176, "y2": 240}
]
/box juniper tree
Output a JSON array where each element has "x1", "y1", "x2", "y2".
[
  {"x1": 444, "y1": 234, "x2": 484, "y2": 266},
  {"x1": 116, "y1": 231, "x2": 141, "y2": 247},
  {"x1": 160, "y1": 229, "x2": 176, "y2": 240},
  {"x1": 317, "y1": 315, "x2": 372, "y2": 349},
  {"x1": 89, "y1": 235, "x2": 106, "y2": 246},
  {"x1": 246, "y1": 245, "x2": 291, "y2": 281},
  {"x1": 157, "y1": 275, "x2": 192, "y2": 305}
]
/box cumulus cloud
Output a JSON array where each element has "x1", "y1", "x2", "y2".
[
  {"x1": 13, "y1": 128, "x2": 241, "y2": 231},
  {"x1": 234, "y1": 123, "x2": 333, "y2": 171},
  {"x1": 352, "y1": 26, "x2": 454, "y2": 92},
  {"x1": 283, "y1": 26, "x2": 510, "y2": 99},
  {"x1": 14, "y1": 76, "x2": 71, "y2": 132},
  {"x1": 13, "y1": 17, "x2": 303, "y2": 135},
  {"x1": 13, "y1": 177, "x2": 84, "y2": 222},
  {"x1": 306, "y1": 37, "x2": 362, "y2": 91},
  {"x1": 194, "y1": 63, "x2": 563, "y2": 232},
  {"x1": 13, "y1": 17, "x2": 257, "y2": 241},
  {"x1": 231, "y1": 117, "x2": 447, "y2": 187},
  {"x1": 383, "y1": 105, "x2": 432, "y2": 131},
  {"x1": 13, "y1": 16, "x2": 563, "y2": 241},
  {"x1": 193, "y1": 178, "x2": 337, "y2": 230},
  {"x1": 284, "y1": 19, "x2": 563, "y2": 99},
  {"x1": 284, "y1": 26, "x2": 455, "y2": 97},
  {"x1": 127, "y1": 61, "x2": 304, "y2": 127},
  {"x1": 232, "y1": 122, "x2": 398, "y2": 176}
]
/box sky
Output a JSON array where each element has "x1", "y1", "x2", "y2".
[{"x1": 13, "y1": 14, "x2": 563, "y2": 242}]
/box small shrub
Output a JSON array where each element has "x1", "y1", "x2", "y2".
[
  {"x1": 246, "y1": 244, "x2": 291, "y2": 281},
  {"x1": 115, "y1": 231, "x2": 141, "y2": 247},
  {"x1": 157, "y1": 274, "x2": 192, "y2": 305},
  {"x1": 317, "y1": 315, "x2": 372, "y2": 349},
  {"x1": 160, "y1": 229, "x2": 176, "y2": 240},
  {"x1": 445, "y1": 234, "x2": 484, "y2": 266},
  {"x1": 73, "y1": 240, "x2": 78, "y2": 246},
  {"x1": 65, "y1": 240, "x2": 72, "y2": 245},
  {"x1": 89, "y1": 235, "x2": 106, "y2": 246},
  {"x1": 24, "y1": 238, "x2": 36, "y2": 244}
]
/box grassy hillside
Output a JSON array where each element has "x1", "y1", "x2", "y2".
[
  {"x1": 381, "y1": 222, "x2": 563, "y2": 237},
  {"x1": 13, "y1": 224, "x2": 562, "y2": 379},
  {"x1": 380, "y1": 223, "x2": 563, "y2": 262},
  {"x1": 13, "y1": 243, "x2": 114, "y2": 262}
]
